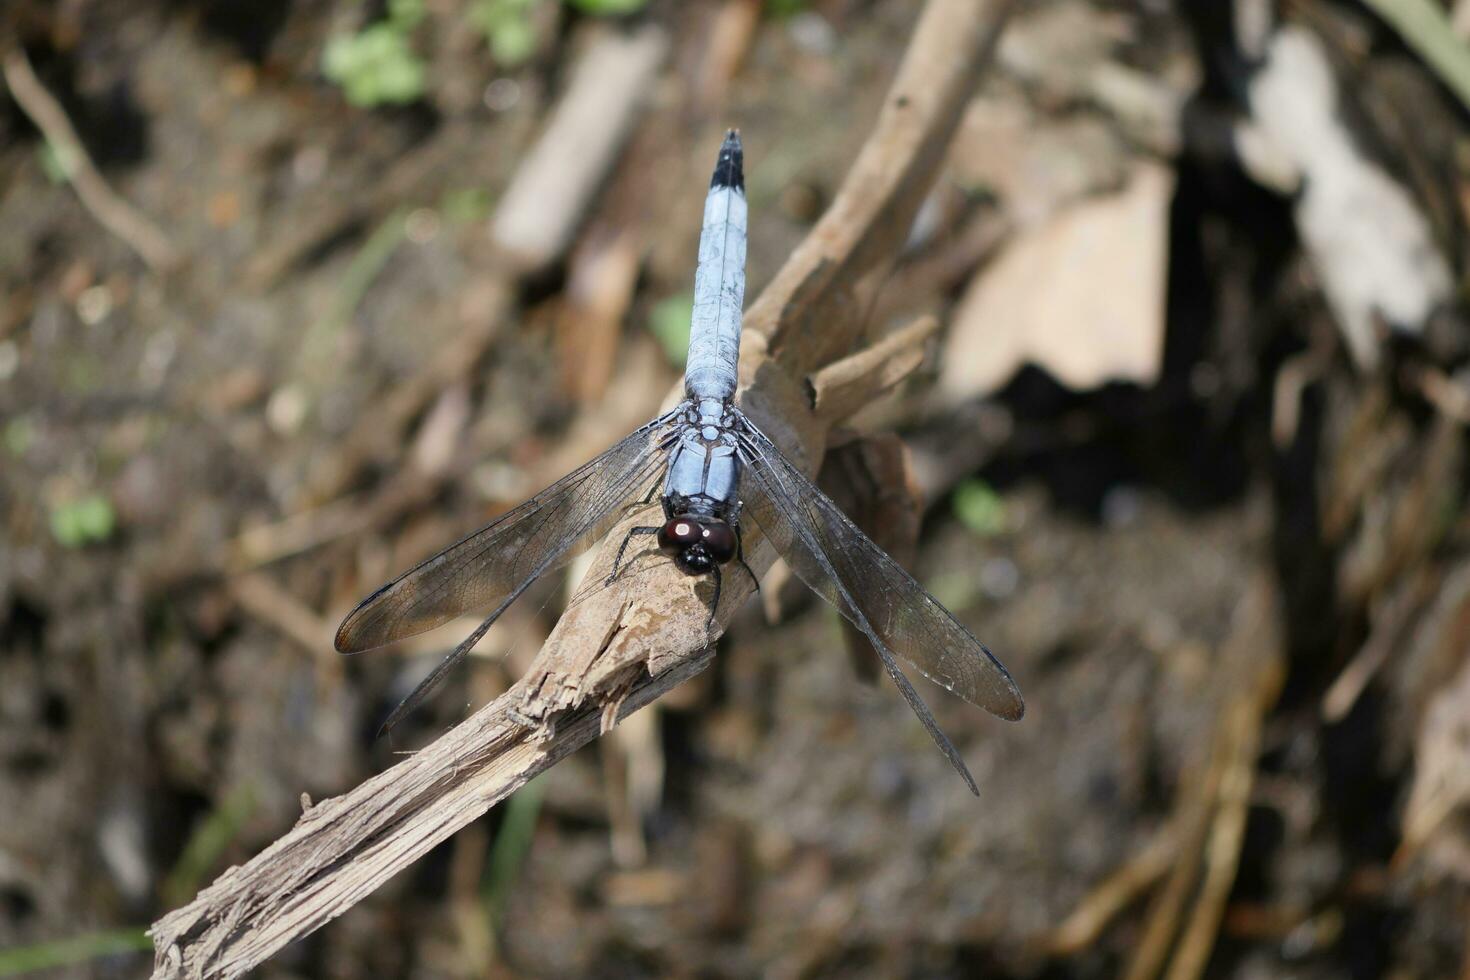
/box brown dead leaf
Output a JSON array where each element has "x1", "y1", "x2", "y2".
[
  {"x1": 949, "y1": 99, "x2": 1128, "y2": 226},
  {"x1": 1399, "y1": 655, "x2": 1470, "y2": 872},
  {"x1": 939, "y1": 162, "x2": 1173, "y2": 399}
]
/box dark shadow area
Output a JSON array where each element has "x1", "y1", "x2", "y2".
[
  {"x1": 187, "y1": 0, "x2": 294, "y2": 63},
  {"x1": 2, "y1": 40, "x2": 150, "y2": 170}
]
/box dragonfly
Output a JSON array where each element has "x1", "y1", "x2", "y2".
[{"x1": 336, "y1": 131, "x2": 1024, "y2": 793}]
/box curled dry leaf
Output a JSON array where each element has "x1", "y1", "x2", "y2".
[
  {"x1": 949, "y1": 100, "x2": 1129, "y2": 227},
  {"x1": 998, "y1": 3, "x2": 1189, "y2": 154},
  {"x1": 939, "y1": 162, "x2": 1173, "y2": 400},
  {"x1": 1246, "y1": 27, "x2": 1454, "y2": 369}
]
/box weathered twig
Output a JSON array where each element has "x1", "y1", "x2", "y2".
[
  {"x1": 1123, "y1": 579, "x2": 1284, "y2": 980},
  {"x1": 2, "y1": 45, "x2": 180, "y2": 272},
  {"x1": 150, "y1": 2, "x2": 1015, "y2": 975},
  {"x1": 807, "y1": 314, "x2": 939, "y2": 425},
  {"x1": 1043, "y1": 829, "x2": 1179, "y2": 956},
  {"x1": 491, "y1": 25, "x2": 669, "y2": 271}
]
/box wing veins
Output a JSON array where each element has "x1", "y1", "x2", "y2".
[
  {"x1": 736, "y1": 423, "x2": 1023, "y2": 718},
  {"x1": 373, "y1": 443, "x2": 674, "y2": 732},
  {"x1": 732, "y1": 421, "x2": 982, "y2": 795},
  {"x1": 336, "y1": 411, "x2": 677, "y2": 654}
]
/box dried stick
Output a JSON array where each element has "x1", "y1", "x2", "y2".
[
  {"x1": 1, "y1": 45, "x2": 180, "y2": 272},
  {"x1": 807, "y1": 314, "x2": 939, "y2": 425},
  {"x1": 1124, "y1": 579, "x2": 1284, "y2": 980},
  {"x1": 1165, "y1": 655, "x2": 1281, "y2": 980},
  {"x1": 1042, "y1": 829, "x2": 1179, "y2": 956},
  {"x1": 149, "y1": 2, "x2": 1015, "y2": 975},
  {"x1": 491, "y1": 25, "x2": 670, "y2": 270}
]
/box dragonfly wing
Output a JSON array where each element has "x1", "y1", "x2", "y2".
[
  {"x1": 734, "y1": 415, "x2": 1024, "y2": 794},
  {"x1": 336, "y1": 410, "x2": 678, "y2": 655}
]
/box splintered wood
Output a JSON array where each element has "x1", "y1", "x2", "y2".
[
  {"x1": 148, "y1": 2, "x2": 1018, "y2": 976},
  {"x1": 807, "y1": 314, "x2": 939, "y2": 425}
]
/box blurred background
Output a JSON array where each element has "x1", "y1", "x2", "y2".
[{"x1": 3, "y1": 0, "x2": 1470, "y2": 976}]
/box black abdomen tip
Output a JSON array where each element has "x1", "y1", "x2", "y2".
[{"x1": 710, "y1": 129, "x2": 744, "y2": 191}]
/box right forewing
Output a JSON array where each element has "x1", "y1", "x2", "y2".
[{"x1": 734, "y1": 418, "x2": 1024, "y2": 720}]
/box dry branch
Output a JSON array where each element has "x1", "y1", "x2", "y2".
[
  {"x1": 1, "y1": 45, "x2": 179, "y2": 272},
  {"x1": 1042, "y1": 830, "x2": 1178, "y2": 956},
  {"x1": 1124, "y1": 579, "x2": 1285, "y2": 980},
  {"x1": 149, "y1": 1, "x2": 1015, "y2": 975},
  {"x1": 808, "y1": 314, "x2": 939, "y2": 425},
  {"x1": 490, "y1": 25, "x2": 669, "y2": 271}
]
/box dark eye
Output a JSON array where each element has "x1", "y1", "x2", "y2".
[
  {"x1": 658, "y1": 519, "x2": 701, "y2": 554},
  {"x1": 701, "y1": 522, "x2": 737, "y2": 563}
]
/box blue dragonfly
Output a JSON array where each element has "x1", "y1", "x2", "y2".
[{"x1": 336, "y1": 132, "x2": 1023, "y2": 793}]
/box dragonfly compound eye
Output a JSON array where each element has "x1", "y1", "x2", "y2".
[
  {"x1": 701, "y1": 522, "x2": 737, "y2": 563},
  {"x1": 658, "y1": 519, "x2": 702, "y2": 555}
]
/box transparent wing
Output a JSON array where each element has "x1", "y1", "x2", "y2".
[
  {"x1": 337, "y1": 411, "x2": 678, "y2": 654},
  {"x1": 734, "y1": 414, "x2": 1023, "y2": 794},
  {"x1": 335, "y1": 411, "x2": 678, "y2": 729}
]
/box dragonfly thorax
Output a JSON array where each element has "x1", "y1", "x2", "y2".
[
  {"x1": 688, "y1": 396, "x2": 733, "y2": 431},
  {"x1": 661, "y1": 404, "x2": 744, "y2": 578},
  {"x1": 665, "y1": 408, "x2": 742, "y2": 506}
]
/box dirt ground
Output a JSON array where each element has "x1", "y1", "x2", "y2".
[{"x1": 3, "y1": 0, "x2": 1470, "y2": 977}]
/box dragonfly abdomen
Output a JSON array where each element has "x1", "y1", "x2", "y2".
[{"x1": 685, "y1": 130, "x2": 746, "y2": 403}]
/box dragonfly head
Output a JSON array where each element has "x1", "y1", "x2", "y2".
[{"x1": 658, "y1": 517, "x2": 737, "y2": 576}]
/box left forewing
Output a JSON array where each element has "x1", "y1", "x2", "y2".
[{"x1": 336, "y1": 411, "x2": 678, "y2": 655}]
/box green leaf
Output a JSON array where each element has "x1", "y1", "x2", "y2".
[
  {"x1": 491, "y1": 15, "x2": 537, "y2": 64},
  {"x1": 50, "y1": 494, "x2": 116, "y2": 548},
  {"x1": 470, "y1": 0, "x2": 542, "y2": 65},
  {"x1": 764, "y1": 0, "x2": 808, "y2": 17},
  {"x1": 926, "y1": 570, "x2": 979, "y2": 613},
  {"x1": 306, "y1": 207, "x2": 408, "y2": 358},
  {"x1": 952, "y1": 478, "x2": 1006, "y2": 537},
  {"x1": 162, "y1": 784, "x2": 257, "y2": 908},
  {"x1": 4, "y1": 417, "x2": 35, "y2": 456},
  {"x1": 566, "y1": 0, "x2": 648, "y2": 15},
  {"x1": 1358, "y1": 0, "x2": 1470, "y2": 112},
  {"x1": 388, "y1": 0, "x2": 427, "y2": 28},
  {"x1": 37, "y1": 140, "x2": 76, "y2": 184},
  {"x1": 441, "y1": 187, "x2": 493, "y2": 224},
  {"x1": 482, "y1": 776, "x2": 547, "y2": 925},
  {"x1": 322, "y1": 23, "x2": 427, "y2": 107},
  {"x1": 646, "y1": 293, "x2": 693, "y2": 369},
  {"x1": 0, "y1": 928, "x2": 151, "y2": 977}
]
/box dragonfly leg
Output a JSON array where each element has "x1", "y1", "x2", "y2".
[
  {"x1": 606, "y1": 525, "x2": 661, "y2": 586},
  {"x1": 734, "y1": 532, "x2": 759, "y2": 593},
  {"x1": 705, "y1": 563, "x2": 722, "y2": 638}
]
